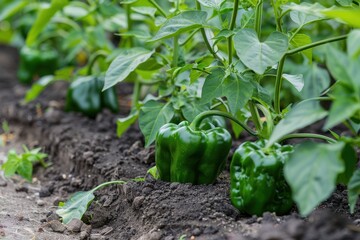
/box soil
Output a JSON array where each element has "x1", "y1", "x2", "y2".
[{"x1": 1, "y1": 44, "x2": 360, "y2": 240}]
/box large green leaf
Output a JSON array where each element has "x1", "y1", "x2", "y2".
[
  {"x1": 16, "y1": 158, "x2": 33, "y2": 182},
  {"x1": 150, "y1": 11, "x2": 209, "y2": 42},
  {"x1": 104, "y1": 48, "x2": 154, "y2": 90},
  {"x1": 284, "y1": 142, "x2": 345, "y2": 216},
  {"x1": 56, "y1": 190, "x2": 95, "y2": 224},
  {"x1": 301, "y1": 64, "x2": 330, "y2": 99},
  {"x1": 267, "y1": 101, "x2": 327, "y2": 146},
  {"x1": 347, "y1": 30, "x2": 360, "y2": 59},
  {"x1": 322, "y1": 8, "x2": 360, "y2": 28},
  {"x1": 139, "y1": 100, "x2": 174, "y2": 147},
  {"x1": 324, "y1": 47, "x2": 360, "y2": 129},
  {"x1": 222, "y1": 73, "x2": 253, "y2": 114},
  {"x1": 234, "y1": 29, "x2": 288, "y2": 74},
  {"x1": 26, "y1": 0, "x2": 69, "y2": 46},
  {"x1": 289, "y1": 5, "x2": 322, "y2": 26},
  {"x1": 200, "y1": 68, "x2": 227, "y2": 104},
  {"x1": 182, "y1": 100, "x2": 209, "y2": 122},
  {"x1": 348, "y1": 169, "x2": 360, "y2": 213}
]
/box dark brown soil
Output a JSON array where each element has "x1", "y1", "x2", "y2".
[{"x1": 1, "y1": 44, "x2": 360, "y2": 240}]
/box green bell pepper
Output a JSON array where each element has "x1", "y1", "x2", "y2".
[
  {"x1": 155, "y1": 120, "x2": 232, "y2": 184},
  {"x1": 230, "y1": 140, "x2": 293, "y2": 216},
  {"x1": 65, "y1": 76, "x2": 119, "y2": 117},
  {"x1": 17, "y1": 46, "x2": 58, "y2": 84}
]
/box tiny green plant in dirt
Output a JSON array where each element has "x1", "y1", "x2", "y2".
[
  {"x1": 1, "y1": 145, "x2": 48, "y2": 182},
  {"x1": 56, "y1": 177, "x2": 144, "y2": 224}
]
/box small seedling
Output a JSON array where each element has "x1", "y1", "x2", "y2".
[
  {"x1": 56, "y1": 177, "x2": 144, "y2": 224},
  {"x1": 1, "y1": 145, "x2": 48, "y2": 182}
]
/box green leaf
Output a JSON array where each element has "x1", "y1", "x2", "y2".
[
  {"x1": 324, "y1": 84, "x2": 360, "y2": 129},
  {"x1": 182, "y1": 100, "x2": 209, "y2": 122},
  {"x1": 16, "y1": 158, "x2": 33, "y2": 182},
  {"x1": 56, "y1": 190, "x2": 95, "y2": 224},
  {"x1": 24, "y1": 75, "x2": 54, "y2": 103},
  {"x1": 139, "y1": 100, "x2": 174, "y2": 147},
  {"x1": 2, "y1": 150, "x2": 20, "y2": 178},
  {"x1": 282, "y1": 74, "x2": 304, "y2": 92},
  {"x1": 200, "y1": 68, "x2": 226, "y2": 105},
  {"x1": 290, "y1": 33, "x2": 312, "y2": 61},
  {"x1": 150, "y1": 11, "x2": 208, "y2": 42},
  {"x1": 347, "y1": 30, "x2": 360, "y2": 59},
  {"x1": 337, "y1": 144, "x2": 357, "y2": 185},
  {"x1": 284, "y1": 142, "x2": 345, "y2": 216},
  {"x1": 301, "y1": 64, "x2": 330, "y2": 99},
  {"x1": 104, "y1": 48, "x2": 154, "y2": 90},
  {"x1": 322, "y1": 8, "x2": 360, "y2": 28},
  {"x1": 234, "y1": 29, "x2": 288, "y2": 74},
  {"x1": 197, "y1": 0, "x2": 224, "y2": 10},
  {"x1": 289, "y1": 6, "x2": 322, "y2": 26},
  {"x1": 336, "y1": 0, "x2": 353, "y2": 6},
  {"x1": 222, "y1": 73, "x2": 253, "y2": 114},
  {"x1": 117, "y1": 112, "x2": 139, "y2": 137},
  {"x1": 147, "y1": 166, "x2": 159, "y2": 179},
  {"x1": 0, "y1": 0, "x2": 28, "y2": 21},
  {"x1": 267, "y1": 101, "x2": 328, "y2": 146},
  {"x1": 348, "y1": 169, "x2": 360, "y2": 213},
  {"x1": 26, "y1": 0, "x2": 69, "y2": 46},
  {"x1": 281, "y1": 2, "x2": 325, "y2": 17},
  {"x1": 131, "y1": 6, "x2": 157, "y2": 18}
]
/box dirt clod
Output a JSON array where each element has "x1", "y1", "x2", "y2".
[
  {"x1": 49, "y1": 220, "x2": 66, "y2": 233},
  {"x1": 66, "y1": 218, "x2": 84, "y2": 233}
]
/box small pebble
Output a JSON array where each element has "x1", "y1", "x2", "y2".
[{"x1": 36, "y1": 200, "x2": 45, "y2": 206}]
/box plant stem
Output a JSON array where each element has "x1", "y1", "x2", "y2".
[
  {"x1": 190, "y1": 110, "x2": 258, "y2": 136},
  {"x1": 148, "y1": 0, "x2": 167, "y2": 17},
  {"x1": 132, "y1": 80, "x2": 141, "y2": 109},
  {"x1": 126, "y1": 4, "x2": 134, "y2": 47},
  {"x1": 172, "y1": 35, "x2": 179, "y2": 67},
  {"x1": 287, "y1": 34, "x2": 348, "y2": 56},
  {"x1": 248, "y1": 101, "x2": 263, "y2": 133},
  {"x1": 274, "y1": 34, "x2": 348, "y2": 114},
  {"x1": 228, "y1": 0, "x2": 239, "y2": 64},
  {"x1": 92, "y1": 178, "x2": 145, "y2": 192},
  {"x1": 278, "y1": 133, "x2": 337, "y2": 143},
  {"x1": 87, "y1": 50, "x2": 108, "y2": 75},
  {"x1": 274, "y1": 56, "x2": 285, "y2": 114},
  {"x1": 180, "y1": 29, "x2": 199, "y2": 46},
  {"x1": 196, "y1": 1, "x2": 224, "y2": 61},
  {"x1": 254, "y1": 0, "x2": 263, "y2": 37}
]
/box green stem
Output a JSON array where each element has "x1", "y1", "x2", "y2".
[
  {"x1": 287, "y1": 34, "x2": 348, "y2": 56},
  {"x1": 190, "y1": 110, "x2": 258, "y2": 136},
  {"x1": 274, "y1": 56, "x2": 285, "y2": 114},
  {"x1": 254, "y1": 0, "x2": 263, "y2": 37},
  {"x1": 92, "y1": 180, "x2": 126, "y2": 192},
  {"x1": 92, "y1": 178, "x2": 145, "y2": 192},
  {"x1": 278, "y1": 133, "x2": 337, "y2": 144},
  {"x1": 87, "y1": 50, "x2": 108, "y2": 75},
  {"x1": 228, "y1": 0, "x2": 239, "y2": 64},
  {"x1": 256, "y1": 103, "x2": 273, "y2": 138},
  {"x1": 132, "y1": 80, "x2": 141, "y2": 109},
  {"x1": 248, "y1": 101, "x2": 263, "y2": 133},
  {"x1": 148, "y1": 0, "x2": 167, "y2": 17},
  {"x1": 126, "y1": 4, "x2": 133, "y2": 47},
  {"x1": 180, "y1": 29, "x2": 199, "y2": 46},
  {"x1": 172, "y1": 35, "x2": 179, "y2": 67},
  {"x1": 196, "y1": 1, "x2": 224, "y2": 61},
  {"x1": 274, "y1": 34, "x2": 348, "y2": 114}
]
